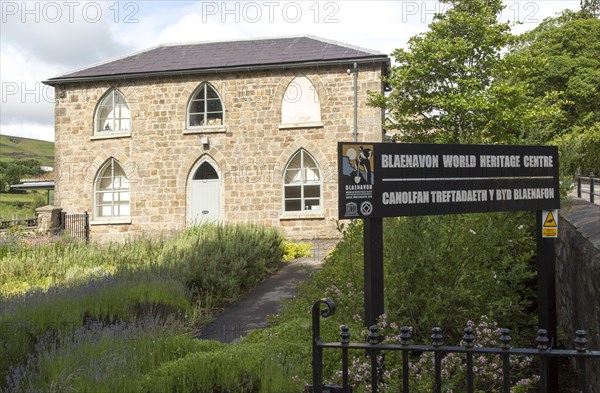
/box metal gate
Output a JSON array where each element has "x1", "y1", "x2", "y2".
[
  {"x1": 308, "y1": 299, "x2": 600, "y2": 393},
  {"x1": 59, "y1": 211, "x2": 90, "y2": 243}
]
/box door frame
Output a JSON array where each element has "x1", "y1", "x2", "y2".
[{"x1": 187, "y1": 155, "x2": 222, "y2": 225}]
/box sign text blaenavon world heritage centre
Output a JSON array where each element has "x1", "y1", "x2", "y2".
[{"x1": 338, "y1": 143, "x2": 560, "y2": 219}]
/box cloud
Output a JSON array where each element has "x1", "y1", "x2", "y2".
[
  {"x1": 1, "y1": 44, "x2": 55, "y2": 128},
  {"x1": 0, "y1": 1, "x2": 140, "y2": 142},
  {"x1": 1, "y1": 1, "x2": 135, "y2": 68}
]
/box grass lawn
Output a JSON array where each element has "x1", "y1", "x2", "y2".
[
  {"x1": 0, "y1": 135, "x2": 54, "y2": 166},
  {"x1": 0, "y1": 191, "x2": 50, "y2": 220}
]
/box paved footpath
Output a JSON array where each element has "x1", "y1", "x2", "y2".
[{"x1": 198, "y1": 239, "x2": 338, "y2": 343}]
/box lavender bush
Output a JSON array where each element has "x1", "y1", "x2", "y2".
[
  {"x1": 0, "y1": 272, "x2": 192, "y2": 387},
  {"x1": 0, "y1": 223, "x2": 285, "y2": 391},
  {"x1": 4, "y1": 317, "x2": 220, "y2": 392}
]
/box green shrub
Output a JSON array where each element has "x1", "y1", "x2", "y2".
[
  {"x1": 140, "y1": 341, "x2": 303, "y2": 393},
  {"x1": 31, "y1": 191, "x2": 47, "y2": 210},
  {"x1": 282, "y1": 241, "x2": 313, "y2": 261},
  {"x1": 286, "y1": 213, "x2": 538, "y2": 344},
  {"x1": 382, "y1": 213, "x2": 537, "y2": 342},
  {"x1": 555, "y1": 122, "x2": 600, "y2": 183},
  {"x1": 1, "y1": 240, "x2": 133, "y2": 295},
  {"x1": 1, "y1": 223, "x2": 284, "y2": 302},
  {"x1": 160, "y1": 223, "x2": 285, "y2": 309}
]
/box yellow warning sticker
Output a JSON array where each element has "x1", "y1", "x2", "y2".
[
  {"x1": 543, "y1": 210, "x2": 557, "y2": 227},
  {"x1": 542, "y1": 210, "x2": 558, "y2": 238}
]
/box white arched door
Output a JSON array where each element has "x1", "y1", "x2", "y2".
[{"x1": 190, "y1": 162, "x2": 221, "y2": 224}]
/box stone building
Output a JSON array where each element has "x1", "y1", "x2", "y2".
[{"x1": 43, "y1": 36, "x2": 389, "y2": 242}]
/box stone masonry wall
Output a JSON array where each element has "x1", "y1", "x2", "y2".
[
  {"x1": 555, "y1": 198, "x2": 600, "y2": 393},
  {"x1": 53, "y1": 64, "x2": 384, "y2": 242}
]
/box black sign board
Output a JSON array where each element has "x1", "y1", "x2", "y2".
[{"x1": 338, "y1": 142, "x2": 560, "y2": 218}]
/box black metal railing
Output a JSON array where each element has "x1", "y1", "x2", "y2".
[
  {"x1": 0, "y1": 215, "x2": 37, "y2": 230},
  {"x1": 577, "y1": 172, "x2": 597, "y2": 204},
  {"x1": 308, "y1": 299, "x2": 600, "y2": 393},
  {"x1": 58, "y1": 211, "x2": 90, "y2": 243}
]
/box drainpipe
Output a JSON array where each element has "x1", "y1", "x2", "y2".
[{"x1": 353, "y1": 62, "x2": 358, "y2": 142}]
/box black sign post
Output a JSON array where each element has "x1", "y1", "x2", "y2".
[
  {"x1": 338, "y1": 142, "x2": 560, "y2": 388},
  {"x1": 363, "y1": 217, "x2": 384, "y2": 327},
  {"x1": 536, "y1": 210, "x2": 559, "y2": 390}
]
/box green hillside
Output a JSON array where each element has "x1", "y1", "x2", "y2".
[{"x1": 0, "y1": 134, "x2": 54, "y2": 166}]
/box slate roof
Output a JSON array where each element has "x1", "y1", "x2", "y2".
[{"x1": 45, "y1": 36, "x2": 389, "y2": 84}]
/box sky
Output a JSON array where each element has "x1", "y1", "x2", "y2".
[{"x1": 0, "y1": 0, "x2": 580, "y2": 142}]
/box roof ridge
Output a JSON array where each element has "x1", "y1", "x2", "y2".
[
  {"x1": 304, "y1": 35, "x2": 387, "y2": 56},
  {"x1": 157, "y1": 35, "x2": 387, "y2": 56},
  {"x1": 50, "y1": 44, "x2": 163, "y2": 80},
  {"x1": 158, "y1": 35, "x2": 311, "y2": 48}
]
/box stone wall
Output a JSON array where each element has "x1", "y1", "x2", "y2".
[
  {"x1": 53, "y1": 64, "x2": 385, "y2": 242},
  {"x1": 555, "y1": 198, "x2": 600, "y2": 393}
]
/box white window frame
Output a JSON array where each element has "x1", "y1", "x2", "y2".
[
  {"x1": 185, "y1": 82, "x2": 226, "y2": 133},
  {"x1": 279, "y1": 76, "x2": 324, "y2": 129},
  {"x1": 93, "y1": 158, "x2": 131, "y2": 223},
  {"x1": 93, "y1": 89, "x2": 131, "y2": 138},
  {"x1": 282, "y1": 149, "x2": 322, "y2": 213}
]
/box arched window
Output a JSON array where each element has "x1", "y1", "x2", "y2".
[
  {"x1": 283, "y1": 149, "x2": 321, "y2": 212},
  {"x1": 187, "y1": 83, "x2": 224, "y2": 128},
  {"x1": 193, "y1": 162, "x2": 219, "y2": 180},
  {"x1": 280, "y1": 76, "x2": 322, "y2": 127},
  {"x1": 94, "y1": 89, "x2": 131, "y2": 134},
  {"x1": 94, "y1": 158, "x2": 130, "y2": 219}
]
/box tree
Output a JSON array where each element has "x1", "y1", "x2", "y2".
[
  {"x1": 0, "y1": 160, "x2": 43, "y2": 191},
  {"x1": 513, "y1": 11, "x2": 600, "y2": 138},
  {"x1": 510, "y1": 10, "x2": 600, "y2": 175},
  {"x1": 581, "y1": 0, "x2": 600, "y2": 18},
  {"x1": 370, "y1": 0, "x2": 558, "y2": 144}
]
